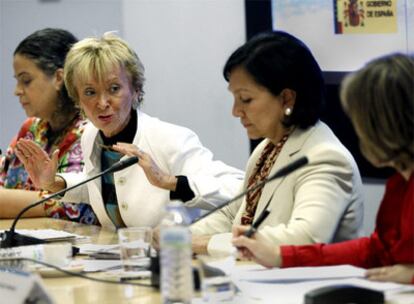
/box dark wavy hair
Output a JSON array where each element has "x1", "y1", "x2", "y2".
[
  {"x1": 223, "y1": 31, "x2": 325, "y2": 129},
  {"x1": 14, "y1": 28, "x2": 78, "y2": 118}
]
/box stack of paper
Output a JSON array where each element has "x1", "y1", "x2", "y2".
[
  {"x1": 204, "y1": 260, "x2": 414, "y2": 304},
  {"x1": 0, "y1": 229, "x2": 89, "y2": 242}
]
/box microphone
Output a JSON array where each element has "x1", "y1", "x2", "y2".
[
  {"x1": 0, "y1": 156, "x2": 139, "y2": 248},
  {"x1": 191, "y1": 156, "x2": 308, "y2": 225},
  {"x1": 150, "y1": 156, "x2": 309, "y2": 288}
]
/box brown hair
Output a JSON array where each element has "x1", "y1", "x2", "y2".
[{"x1": 340, "y1": 53, "x2": 414, "y2": 171}]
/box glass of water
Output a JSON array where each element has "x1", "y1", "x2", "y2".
[{"x1": 118, "y1": 227, "x2": 152, "y2": 272}]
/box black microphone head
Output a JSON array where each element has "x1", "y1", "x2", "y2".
[{"x1": 109, "y1": 156, "x2": 139, "y2": 173}]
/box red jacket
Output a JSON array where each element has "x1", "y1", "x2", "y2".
[{"x1": 281, "y1": 172, "x2": 414, "y2": 281}]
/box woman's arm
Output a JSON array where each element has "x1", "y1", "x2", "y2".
[{"x1": 0, "y1": 188, "x2": 45, "y2": 218}]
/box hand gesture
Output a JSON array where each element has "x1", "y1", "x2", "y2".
[
  {"x1": 232, "y1": 225, "x2": 281, "y2": 268},
  {"x1": 112, "y1": 142, "x2": 177, "y2": 190},
  {"x1": 15, "y1": 139, "x2": 59, "y2": 191}
]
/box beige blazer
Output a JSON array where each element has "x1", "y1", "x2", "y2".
[{"x1": 191, "y1": 121, "x2": 364, "y2": 257}]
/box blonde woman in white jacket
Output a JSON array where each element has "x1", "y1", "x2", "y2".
[{"x1": 15, "y1": 33, "x2": 244, "y2": 228}]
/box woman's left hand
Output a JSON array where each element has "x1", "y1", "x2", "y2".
[
  {"x1": 112, "y1": 142, "x2": 178, "y2": 191},
  {"x1": 365, "y1": 264, "x2": 414, "y2": 284}
]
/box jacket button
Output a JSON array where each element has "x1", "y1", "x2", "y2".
[
  {"x1": 118, "y1": 177, "x2": 126, "y2": 185},
  {"x1": 121, "y1": 202, "x2": 128, "y2": 210}
]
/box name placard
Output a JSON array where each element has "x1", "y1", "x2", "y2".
[{"x1": 0, "y1": 267, "x2": 53, "y2": 304}]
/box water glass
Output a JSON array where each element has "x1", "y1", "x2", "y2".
[{"x1": 118, "y1": 227, "x2": 152, "y2": 272}]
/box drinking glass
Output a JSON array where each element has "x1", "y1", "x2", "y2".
[{"x1": 118, "y1": 227, "x2": 152, "y2": 272}]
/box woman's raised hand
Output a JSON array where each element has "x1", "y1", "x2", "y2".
[
  {"x1": 112, "y1": 142, "x2": 177, "y2": 191},
  {"x1": 15, "y1": 139, "x2": 59, "y2": 191}
]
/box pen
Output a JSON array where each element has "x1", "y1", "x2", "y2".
[{"x1": 243, "y1": 209, "x2": 271, "y2": 238}]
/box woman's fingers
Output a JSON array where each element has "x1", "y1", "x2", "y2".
[
  {"x1": 232, "y1": 225, "x2": 250, "y2": 237},
  {"x1": 15, "y1": 139, "x2": 59, "y2": 189},
  {"x1": 112, "y1": 143, "x2": 174, "y2": 190},
  {"x1": 365, "y1": 265, "x2": 414, "y2": 284},
  {"x1": 112, "y1": 143, "x2": 145, "y2": 159},
  {"x1": 51, "y1": 149, "x2": 60, "y2": 166},
  {"x1": 366, "y1": 267, "x2": 384, "y2": 277},
  {"x1": 16, "y1": 139, "x2": 48, "y2": 160},
  {"x1": 15, "y1": 146, "x2": 28, "y2": 164},
  {"x1": 232, "y1": 234, "x2": 257, "y2": 252}
]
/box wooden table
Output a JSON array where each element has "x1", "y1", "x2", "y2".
[
  {"x1": 0, "y1": 218, "x2": 161, "y2": 304},
  {"x1": 2, "y1": 218, "x2": 413, "y2": 304}
]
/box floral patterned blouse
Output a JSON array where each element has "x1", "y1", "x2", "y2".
[{"x1": 0, "y1": 116, "x2": 99, "y2": 225}]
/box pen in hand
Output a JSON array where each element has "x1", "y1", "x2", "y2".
[{"x1": 243, "y1": 209, "x2": 271, "y2": 238}]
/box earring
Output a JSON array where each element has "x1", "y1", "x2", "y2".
[
  {"x1": 132, "y1": 93, "x2": 144, "y2": 110},
  {"x1": 284, "y1": 107, "x2": 292, "y2": 116},
  {"x1": 132, "y1": 98, "x2": 139, "y2": 110}
]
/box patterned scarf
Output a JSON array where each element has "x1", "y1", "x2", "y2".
[{"x1": 241, "y1": 134, "x2": 290, "y2": 225}]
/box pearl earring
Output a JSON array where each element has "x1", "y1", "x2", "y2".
[
  {"x1": 132, "y1": 93, "x2": 144, "y2": 110},
  {"x1": 284, "y1": 108, "x2": 292, "y2": 116},
  {"x1": 132, "y1": 98, "x2": 139, "y2": 110}
]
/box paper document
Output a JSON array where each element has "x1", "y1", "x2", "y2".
[
  {"x1": 78, "y1": 259, "x2": 122, "y2": 272},
  {"x1": 0, "y1": 229, "x2": 88, "y2": 242},
  {"x1": 76, "y1": 243, "x2": 120, "y2": 255},
  {"x1": 228, "y1": 265, "x2": 414, "y2": 304},
  {"x1": 232, "y1": 265, "x2": 365, "y2": 283},
  {"x1": 234, "y1": 277, "x2": 414, "y2": 304}
]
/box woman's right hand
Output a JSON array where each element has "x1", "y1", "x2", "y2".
[
  {"x1": 15, "y1": 139, "x2": 59, "y2": 191},
  {"x1": 232, "y1": 225, "x2": 282, "y2": 268},
  {"x1": 112, "y1": 142, "x2": 178, "y2": 191}
]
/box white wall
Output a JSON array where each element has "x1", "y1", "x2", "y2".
[
  {"x1": 0, "y1": 0, "x2": 248, "y2": 170},
  {"x1": 122, "y1": 0, "x2": 249, "y2": 169},
  {"x1": 0, "y1": 0, "x2": 123, "y2": 153}
]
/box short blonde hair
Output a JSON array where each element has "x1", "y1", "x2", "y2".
[
  {"x1": 64, "y1": 32, "x2": 145, "y2": 104},
  {"x1": 340, "y1": 53, "x2": 414, "y2": 171}
]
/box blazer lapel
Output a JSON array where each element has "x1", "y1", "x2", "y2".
[
  {"x1": 82, "y1": 125, "x2": 115, "y2": 226},
  {"x1": 253, "y1": 125, "x2": 315, "y2": 220}
]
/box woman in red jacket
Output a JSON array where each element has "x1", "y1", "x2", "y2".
[{"x1": 232, "y1": 53, "x2": 414, "y2": 284}]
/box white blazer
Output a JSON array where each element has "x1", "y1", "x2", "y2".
[
  {"x1": 59, "y1": 110, "x2": 244, "y2": 228},
  {"x1": 191, "y1": 121, "x2": 364, "y2": 257}
]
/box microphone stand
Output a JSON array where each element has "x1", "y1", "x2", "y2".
[
  {"x1": 150, "y1": 156, "x2": 309, "y2": 288},
  {"x1": 0, "y1": 156, "x2": 138, "y2": 248}
]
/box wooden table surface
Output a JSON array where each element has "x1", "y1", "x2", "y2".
[
  {"x1": 2, "y1": 218, "x2": 413, "y2": 304},
  {"x1": 0, "y1": 218, "x2": 161, "y2": 304}
]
